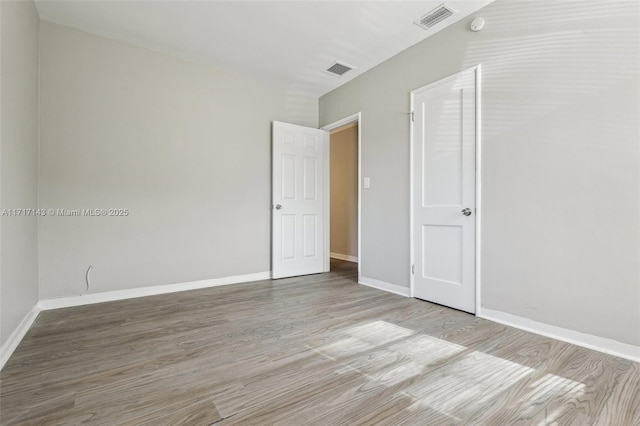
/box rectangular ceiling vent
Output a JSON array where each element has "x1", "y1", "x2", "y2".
[
  {"x1": 325, "y1": 62, "x2": 353, "y2": 77},
  {"x1": 414, "y1": 4, "x2": 456, "y2": 30}
]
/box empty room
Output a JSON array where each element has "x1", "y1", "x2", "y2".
[{"x1": 1, "y1": 0, "x2": 639, "y2": 424}]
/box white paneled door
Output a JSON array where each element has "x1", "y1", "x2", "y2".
[
  {"x1": 411, "y1": 67, "x2": 478, "y2": 313},
  {"x1": 272, "y1": 121, "x2": 328, "y2": 279}
]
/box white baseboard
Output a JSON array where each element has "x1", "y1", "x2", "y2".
[
  {"x1": 330, "y1": 252, "x2": 358, "y2": 263},
  {"x1": 479, "y1": 307, "x2": 640, "y2": 363},
  {"x1": 9, "y1": 273, "x2": 637, "y2": 371},
  {"x1": 0, "y1": 305, "x2": 40, "y2": 371},
  {"x1": 38, "y1": 271, "x2": 271, "y2": 311},
  {"x1": 359, "y1": 275, "x2": 410, "y2": 297}
]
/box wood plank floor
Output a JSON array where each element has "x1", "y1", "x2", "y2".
[{"x1": 1, "y1": 259, "x2": 638, "y2": 425}]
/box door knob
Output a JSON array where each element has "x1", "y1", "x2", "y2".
[
  {"x1": 461, "y1": 208, "x2": 472, "y2": 216},
  {"x1": 275, "y1": 204, "x2": 282, "y2": 210}
]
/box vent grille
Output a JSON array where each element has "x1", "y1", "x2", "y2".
[
  {"x1": 415, "y1": 4, "x2": 455, "y2": 30},
  {"x1": 325, "y1": 62, "x2": 353, "y2": 77}
]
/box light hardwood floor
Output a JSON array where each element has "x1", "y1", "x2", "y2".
[{"x1": 1, "y1": 260, "x2": 638, "y2": 425}]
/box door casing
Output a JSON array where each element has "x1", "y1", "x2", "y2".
[{"x1": 409, "y1": 66, "x2": 482, "y2": 314}]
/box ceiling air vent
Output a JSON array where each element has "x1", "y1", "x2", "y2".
[
  {"x1": 414, "y1": 4, "x2": 456, "y2": 30},
  {"x1": 325, "y1": 62, "x2": 353, "y2": 77}
]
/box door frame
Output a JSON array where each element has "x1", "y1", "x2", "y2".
[
  {"x1": 409, "y1": 65, "x2": 482, "y2": 314},
  {"x1": 321, "y1": 112, "x2": 362, "y2": 278}
]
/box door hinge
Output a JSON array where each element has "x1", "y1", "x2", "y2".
[
  {"x1": 411, "y1": 111, "x2": 414, "y2": 122},
  {"x1": 411, "y1": 264, "x2": 415, "y2": 275}
]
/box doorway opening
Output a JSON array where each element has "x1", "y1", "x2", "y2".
[{"x1": 321, "y1": 113, "x2": 361, "y2": 279}]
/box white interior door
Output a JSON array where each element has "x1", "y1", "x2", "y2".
[
  {"x1": 272, "y1": 121, "x2": 328, "y2": 279},
  {"x1": 411, "y1": 67, "x2": 477, "y2": 313}
]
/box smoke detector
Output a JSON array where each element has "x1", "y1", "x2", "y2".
[
  {"x1": 414, "y1": 4, "x2": 456, "y2": 30},
  {"x1": 324, "y1": 61, "x2": 354, "y2": 77},
  {"x1": 470, "y1": 17, "x2": 485, "y2": 32}
]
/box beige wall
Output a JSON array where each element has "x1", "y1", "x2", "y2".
[
  {"x1": 330, "y1": 125, "x2": 358, "y2": 260},
  {"x1": 38, "y1": 21, "x2": 318, "y2": 299},
  {"x1": 320, "y1": 0, "x2": 640, "y2": 346},
  {"x1": 0, "y1": 0, "x2": 40, "y2": 348}
]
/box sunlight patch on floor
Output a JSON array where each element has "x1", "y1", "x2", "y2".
[
  {"x1": 518, "y1": 372, "x2": 586, "y2": 422},
  {"x1": 305, "y1": 320, "x2": 589, "y2": 423},
  {"x1": 408, "y1": 351, "x2": 535, "y2": 416},
  {"x1": 364, "y1": 334, "x2": 466, "y2": 386},
  {"x1": 310, "y1": 320, "x2": 415, "y2": 360}
]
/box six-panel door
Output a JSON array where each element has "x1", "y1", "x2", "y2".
[{"x1": 272, "y1": 121, "x2": 327, "y2": 279}]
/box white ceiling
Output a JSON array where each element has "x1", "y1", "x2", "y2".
[{"x1": 35, "y1": 1, "x2": 494, "y2": 98}]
